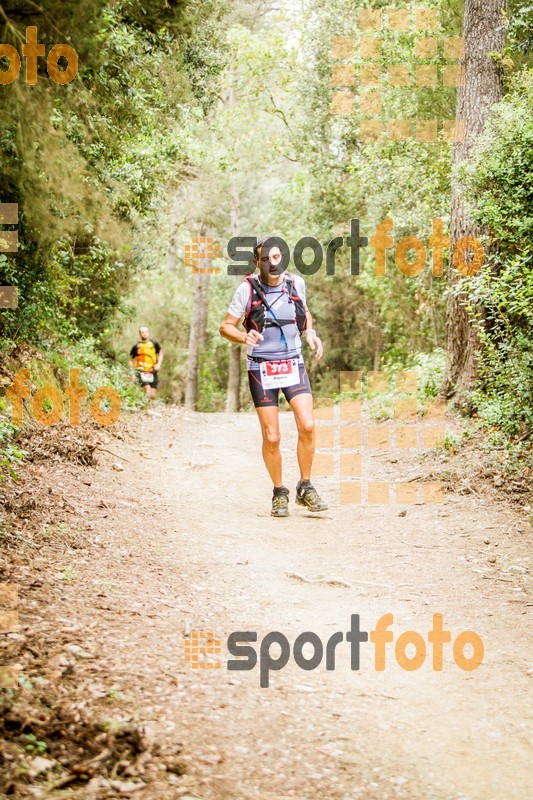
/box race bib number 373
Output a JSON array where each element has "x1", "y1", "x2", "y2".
[{"x1": 260, "y1": 358, "x2": 300, "y2": 390}]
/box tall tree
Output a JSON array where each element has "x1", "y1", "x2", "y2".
[
  {"x1": 442, "y1": 0, "x2": 507, "y2": 404},
  {"x1": 225, "y1": 186, "x2": 242, "y2": 412},
  {"x1": 185, "y1": 235, "x2": 211, "y2": 410}
]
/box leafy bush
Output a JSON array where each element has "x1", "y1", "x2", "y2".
[
  {"x1": 412, "y1": 350, "x2": 447, "y2": 398},
  {"x1": 46, "y1": 337, "x2": 147, "y2": 412},
  {"x1": 467, "y1": 250, "x2": 533, "y2": 436},
  {"x1": 0, "y1": 338, "x2": 145, "y2": 479},
  {"x1": 459, "y1": 69, "x2": 533, "y2": 440},
  {"x1": 0, "y1": 417, "x2": 27, "y2": 480}
]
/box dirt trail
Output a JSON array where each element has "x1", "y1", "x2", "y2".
[{"x1": 6, "y1": 408, "x2": 532, "y2": 799}]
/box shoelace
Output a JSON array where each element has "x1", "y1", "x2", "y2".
[
  {"x1": 299, "y1": 486, "x2": 322, "y2": 506},
  {"x1": 273, "y1": 494, "x2": 288, "y2": 508}
]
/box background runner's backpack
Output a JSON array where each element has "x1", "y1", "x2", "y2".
[{"x1": 243, "y1": 273, "x2": 307, "y2": 335}]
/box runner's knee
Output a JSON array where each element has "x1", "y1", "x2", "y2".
[
  {"x1": 297, "y1": 417, "x2": 314, "y2": 437},
  {"x1": 263, "y1": 426, "x2": 281, "y2": 448}
]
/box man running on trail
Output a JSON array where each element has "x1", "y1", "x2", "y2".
[
  {"x1": 219, "y1": 235, "x2": 328, "y2": 517},
  {"x1": 129, "y1": 326, "x2": 163, "y2": 399}
]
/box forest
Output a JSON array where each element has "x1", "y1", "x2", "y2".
[{"x1": 0, "y1": 0, "x2": 531, "y2": 451}]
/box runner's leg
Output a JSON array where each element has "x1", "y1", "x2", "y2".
[
  {"x1": 289, "y1": 392, "x2": 315, "y2": 481},
  {"x1": 255, "y1": 405, "x2": 283, "y2": 487}
]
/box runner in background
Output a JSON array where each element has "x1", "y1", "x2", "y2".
[{"x1": 129, "y1": 326, "x2": 163, "y2": 400}]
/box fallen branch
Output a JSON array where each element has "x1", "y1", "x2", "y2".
[
  {"x1": 286, "y1": 572, "x2": 393, "y2": 589},
  {"x1": 95, "y1": 444, "x2": 131, "y2": 462},
  {"x1": 286, "y1": 571, "x2": 353, "y2": 588}
]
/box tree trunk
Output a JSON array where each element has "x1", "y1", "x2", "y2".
[
  {"x1": 226, "y1": 341, "x2": 241, "y2": 412},
  {"x1": 185, "y1": 241, "x2": 211, "y2": 411},
  {"x1": 225, "y1": 184, "x2": 242, "y2": 413},
  {"x1": 165, "y1": 194, "x2": 181, "y2": 273},
  {"x1": 441, "y1": 0, "x2": 506, "y2": 406}
]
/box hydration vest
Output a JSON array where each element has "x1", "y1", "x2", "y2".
[{"x1": 243, "y1": 273, "x2": 307, "y2": 335}]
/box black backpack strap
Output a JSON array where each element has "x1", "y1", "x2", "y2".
[
  {"x1": 247, "y1": 274, "x2": 289, "y2": 334},
  {"x1": 284, "y1": 272, "x2": 307, "y2": 333},
  {"x1": 247, "y1": 275, "x2": 271, "y2": 309},
  {"x1": 243, "y1": 275, "x2": 270, "y2": 333}
]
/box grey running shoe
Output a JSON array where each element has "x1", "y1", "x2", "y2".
[
  {"x1": 271, "y1": 486, "x2": 290, "y2": 517},
  {"x1": 295, "y1": 479, "x2": 329, "y2": 512}
]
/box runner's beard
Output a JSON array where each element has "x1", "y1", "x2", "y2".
[{"x1": 260, "y1": 262, "x2": 284, "y2": 283}]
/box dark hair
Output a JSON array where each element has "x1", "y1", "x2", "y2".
[{"x1": 253, "y1": 235, "x2": 277, "y2": 259}]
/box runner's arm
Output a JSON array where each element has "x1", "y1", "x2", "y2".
[
  {"x1": 303, "y1": 306, "x2": 323, "y2": 359},
  {"x1": 147, "y1": 341, "x2": 163, "y2": 372},
  {"x1": 129, "y1": 345, "x2": 136, "y2": 371},
  {"x1": 220, "y1": 313, "x2": 263, "y2": 346}
]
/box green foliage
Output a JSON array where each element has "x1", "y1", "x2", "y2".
[
  {"x1": 466, "y1": 250, "x2": 533, "y2": 436},
  {"x1": 459, "y1": 70, "x2": 533, "y2": 439},
  {"x1": 6, "y1": 237, "x2": 135, "y2": 347},
  {"x1": 0, "y1": 335, "x2": 147, "y2": 478},
  {"x1": 22, "y1": 734, "x2": 47, "y2": 755},
  {"x1": 507, "y1": 1, "x2": 533, "y2": 56},
  {"x1": 442, "y1": 429, "x2": 460, "y2": 451},
  {"x1": 1, "y1": 0, "x2": 531, "y2": 444},
  {"x1": 0, "y1": 416, "x2": 27, "y2": 480},
  {"x1": 113, "y1": 266, "x2": 193, "y2": 404},
  {"x1": 251, "y1": 0, "x2": 458, "y2": 400},
  {"x1": 460, "y1": 71, "x2": 533, "y2": 249},
  {"x1": 413, "y1": 350, "x2": 447, "y2": 398},
  {"x1": 46, "y1": 337, "x2": 147, "y2": 411},
  {"x1": 198, "y1": 344, "x2": 229, "y2": 412},
  {"x1": 0, "y1": 0, "x2": 229, "y2": 354},
  {"x1": 497, "y1": 1, "x2": 533, "y2": 78},
  {"x1": 362, "y1": 352, "x2": 446, "y2": 420}
]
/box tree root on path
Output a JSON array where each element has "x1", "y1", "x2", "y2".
[{"x1": 285, "y1": 572, "x2": 392, "y2": 589}]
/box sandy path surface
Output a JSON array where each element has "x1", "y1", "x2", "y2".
[{"x1": 11, "y1": 408, "x2": 531, "y2": 800}]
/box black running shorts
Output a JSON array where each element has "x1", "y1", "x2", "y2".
[
  {"x1": 137, "y1": 370, "x2": 158, "y2": 389},
  {"x1": 248, "y1": 362, "x2": 312, "y2": 408}
]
